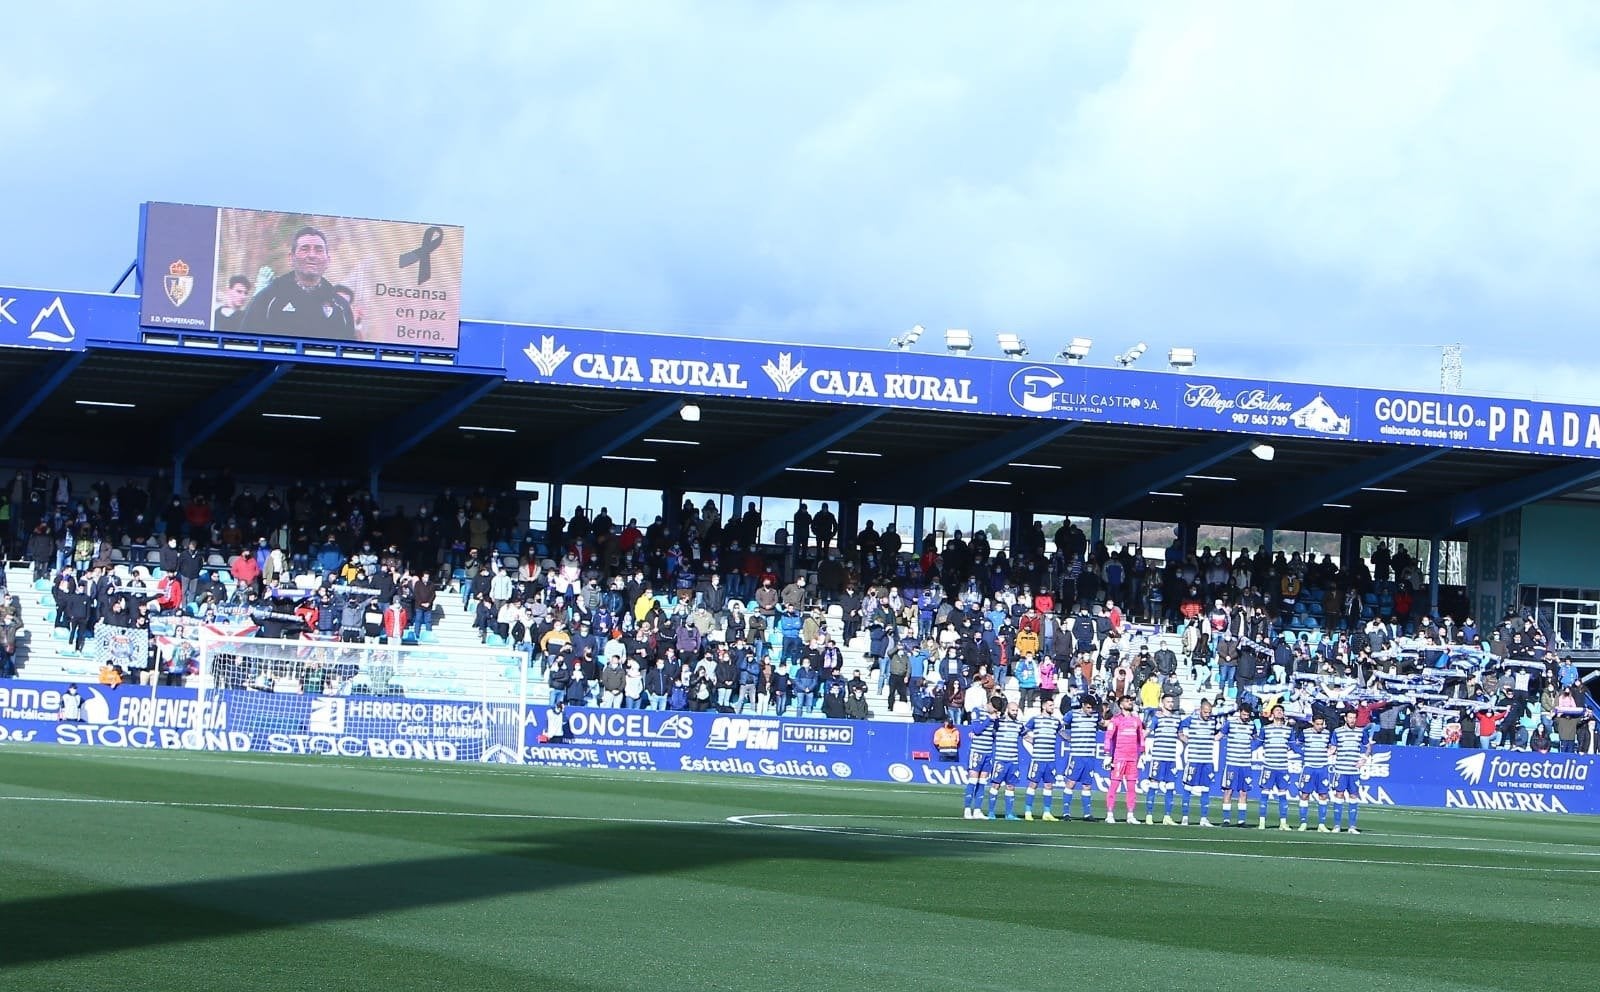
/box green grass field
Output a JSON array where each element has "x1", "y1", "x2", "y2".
[{"x1": 0, "y1": 746, "x2": 1593, "y2": 992}]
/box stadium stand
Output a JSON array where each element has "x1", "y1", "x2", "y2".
[{"x1": 1, "y1": 467, "x2": 1593, "y2": 752}]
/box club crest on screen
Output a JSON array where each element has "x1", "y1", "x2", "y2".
[{"x1": 164, "y1": 259, "x2": 193, "y2": 307}]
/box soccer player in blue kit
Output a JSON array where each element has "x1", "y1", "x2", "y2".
[
  {"x1": 1143, "y1": 693, "x2": 1185, "y2": 825},
  {"x1": 1218, "y1": 704, "x2": 1260, "y2": 826},
  {"x1": 985, "y1": 701, "x2": 1028, "y2": 820},
  {"x1": 1179, "y1": 697, "x2": 1222, "y2": 826},
  {"x1": 1330, "y1": 708, "x2": 1373, "y2": 834},
  {"x1": 1059, "y1": 694, "x2": 1104, "y2": 821},
  {"x1": 1257, "y1": 704, "x2": 1297, "y2": 830},
  {"x1": 962, "y1": 699, "x2": 1000, "y2": 819},
  {"x1": 1297, "y1": 711, "x2": 1334, "y2": 831},
  {"x1": 1022, "y1": 696, "x2": 1067, "y2": 820}
]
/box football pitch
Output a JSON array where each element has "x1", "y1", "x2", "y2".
[{"x1": 0, "y1": 747, "x2": 1592, "y2": 992}]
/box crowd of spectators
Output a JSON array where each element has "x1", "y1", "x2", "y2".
[{"x1": 0, "y1": 466, "x2": 1594, "y2": 753}]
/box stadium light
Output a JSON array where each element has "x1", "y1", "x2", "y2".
[
  {"x1": 945, "y1": 329, "x2": 973, "y2": 354},
  {"x1": 1057, "y1": 337, "x2": 1092, "y2": 364},
  {"x1": 890, "y1": 324, "x2": 925, "y2": 351},
  {"x1": 1115, "y1": 342, "x2": 1147, "y2": 367},
  {"x1": 996, "y1": 332, "x2": 1029, "y2": 358},
  {"x1": 1168, "y1": 347, "x2": 1197, "y2": 370},
  {"x1": 679, "y1": 403, "x2": 701, "y2": 423},
  {"x1": 1251, "y1": 442, "x2": 1275, "y2": 461}
]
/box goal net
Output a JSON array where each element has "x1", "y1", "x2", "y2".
[{"x1": 195, "y1": 635, "x2": 530, "y2": 764}]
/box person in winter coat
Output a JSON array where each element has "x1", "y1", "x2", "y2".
[
  {"x1": 599, "y1": 656, "x2": 627, "y2": 707},
  {"x1": 623, "y1": 660, "x2": 645, "y2": 709},
  {"x1": 843, "y1": 685, "x2": 871, "y2": 720},
  {"x1": 1014, "y1": 656, "x2": 1039, "y2": 710},
  {"x1": 563, "y1": 663, "x2": 589, "y2": 707},
  {"x1": 887, "y1": 647, "x2": 912, "y2": 711},
  {"x1": 822, "y1": 677, "x2": 848, "y2": 719},
  {"x1": 866, "y1": 619, "x2": 892, "y2": 671}
]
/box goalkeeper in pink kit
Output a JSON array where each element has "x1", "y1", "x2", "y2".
[{"x1": 1102, "y1": 695, "x2": 1145, "y2": 824}]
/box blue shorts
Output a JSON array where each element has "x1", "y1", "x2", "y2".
[
  {"x1": 991, "y1": 760, "x2": 1021, "y2": 787},
  {"x1": 1149, "y1": 760, "x2": 1180, "y2": 787},
  {"x1": 1299, "y1": 768, "x2": 1331, "y2": 797},
  {"x1": 967, "y1": 751, "x2": 994, "y2": 775},
  {"x1": 1333, "y1": 772, "x2": 1361, "y2": 796},
  {"x1": 1221, "y1": 765, "x2": 1255, "y2": 794},
  {"x1": 1062, "y1": 756, "x2": 1098, "y2": 786},
  {"x1": 1183, "y1": 762, "x2": 1216, "y2": 792},
  {"x1": 1261, "y1": 769, "x2": 1294, "y2": 794},
  {"x1": 1028, "y1": 760, "x2": 1058, "y2": 785}
]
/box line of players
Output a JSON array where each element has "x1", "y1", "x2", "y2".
[{"x1": 960, "y1": 692, "x2": 1375, "y2": 834}]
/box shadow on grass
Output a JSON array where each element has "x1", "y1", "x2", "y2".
[{"x1": 0, "y1": 819, "x2": 924, "y2": 967}]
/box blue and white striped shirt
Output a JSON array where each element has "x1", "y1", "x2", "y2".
[
  {"x1": 1332, "y1": 724, "x2": 1370, "y2": 774},
  {"x1": 1180, "y1": 713, "x2": 1221, "y2": 767},
  {"x1": 968, "y1": 717, "x2": 998, "y2": 756},
  {"x1": 993, "y1": 716, "x2": 1025, "y2": 765},
  {"x1": 1220, "y1": 717, "x2": 1260, "y2": 768},
  {"x1": 1063, "y1": 709, "x2": 1103, "y2": 759},
  {"x1": 1147, "y1": 711, "x2": 1184, "y2": 763},
  {"x1": 1024, "y1": 713, "x2": 1065, "y2": 762},
  {"x1": 1300, "y1": 728, "x2": 1332, "y2": 769},
  {"x1": 1260, "y1": 723, "x2": 1295, "y2": 772}
]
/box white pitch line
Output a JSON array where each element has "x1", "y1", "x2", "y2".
[
  {"x1": 724, "y1": 814, "x2": 1600, "y2": 874},
  {"x1": 5, "y1": 747, "x2": 957, "y2": 797}
]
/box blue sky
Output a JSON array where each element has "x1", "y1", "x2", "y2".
[{"x1": 3, "y1": 2, "x2": 1598, "y2": 400}]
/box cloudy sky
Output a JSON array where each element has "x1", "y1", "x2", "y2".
[{"x1": 3, "y1": 1, "x2": 1596, "y2": 399}]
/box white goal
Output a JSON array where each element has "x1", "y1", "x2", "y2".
[{"x1": 195, "y1": 635, "x2": 531, "y2": 763}]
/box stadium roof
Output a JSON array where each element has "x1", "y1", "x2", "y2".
[{"x1": 3, "y1": 335, "x2": 1594, "y2": 540}]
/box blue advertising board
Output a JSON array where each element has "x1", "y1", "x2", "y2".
[
  {"x1": 2, "y1": 681, "x2": 1595, "y2": 816},
  {"x1": 0, "y1": 285, "x2": 506, "y2": 371},
  {"x1": 7, "y1": 279, "x2": 1600, "y2": 459},
  {"x1": 0, "y1": 285, "x2": 128, "y2": 352},
  {"x1": 498, "y1": 324, "x2": 1600, "y2": 459}
]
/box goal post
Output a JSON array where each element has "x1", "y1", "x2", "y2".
[{"x1": 194, "y1": 635, "x2": 530, "y2": 764}]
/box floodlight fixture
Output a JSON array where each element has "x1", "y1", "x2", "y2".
[
  {"x1": 945, "y1": 328, "x2": 973, "y2": 354},
  {"x1": 996, "y1": 332, "x2": 1029, "y2": 358},
  {"x1": 1057, "y1": 337, "x2": 1093, "y2": 364},
  {"x1": 890, "y1": 324, "x2": 925, "y2": 351},
  {"x1": 1251, "y1": 442, "x2": 1275, "y2": 461},
  {"x1": 1115, "y1": 342, "x2": 1148, "y2": 367},
  {"x1": 679, "y1": 403, "x2": 701, "y2": 423},
  {"x1": 1168, "y1": 347, "x2": 1197, "y2": 370}
]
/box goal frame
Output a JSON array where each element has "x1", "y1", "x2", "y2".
[{"x1": 194, "y1": 634, "x2": 531, "y2": 764}]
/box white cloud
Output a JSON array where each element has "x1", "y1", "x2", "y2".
[{"x1": 2, "y1": 2, "x2": 1600, "y2": 400}]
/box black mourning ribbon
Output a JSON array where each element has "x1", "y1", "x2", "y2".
[{"x1": 400, "y1": 226, "x2": 445, "y2": 285}]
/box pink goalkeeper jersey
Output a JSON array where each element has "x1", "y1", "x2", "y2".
[{"x1": 1104, "y1": 713, "x2": 1145, "y2": 763}]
